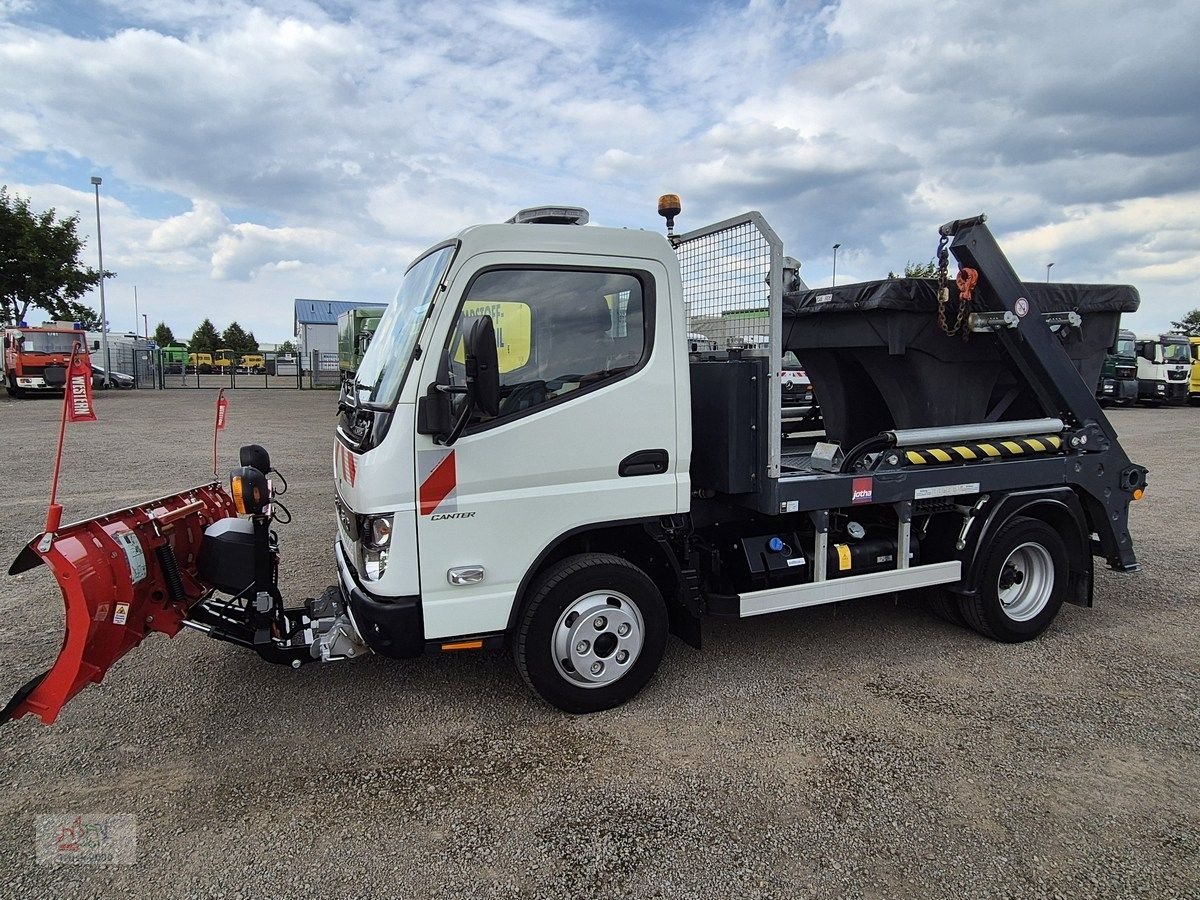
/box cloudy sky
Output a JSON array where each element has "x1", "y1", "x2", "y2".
[{"x1": 2, "y1": 0, "x2": 1196, "y2": 343}]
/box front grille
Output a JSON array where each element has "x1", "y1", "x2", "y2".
[
  {"x1": 1168, "y1": 370, "x2": 1186, "y2": 380},
  {"x1": 1115, "y1": 366, "x2": 1135, "y2": 378}
]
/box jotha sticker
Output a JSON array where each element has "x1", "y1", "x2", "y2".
[{"x1": 851, "y1": 476, "x2": 873, "y2": 505}]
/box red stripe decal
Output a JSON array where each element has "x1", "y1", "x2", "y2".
[{"x1": 420, "y1": 451, "x2": 456, "y2": 516}]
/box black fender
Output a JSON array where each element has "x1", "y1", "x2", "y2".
[{"x1": 954, "y1": 487, "x2": 1093, "y2": 607}]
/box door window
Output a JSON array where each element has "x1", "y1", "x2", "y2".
[{"x1": 447, "y1": 268, "x2": 648, "y2": 424}]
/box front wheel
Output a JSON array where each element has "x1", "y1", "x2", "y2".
[
  {"x1": 513, "y1": 553, "x2": 668, "y2": 714},
  {"x1": 962, "y1": 516, "x2": 1068, "y2": 643}
]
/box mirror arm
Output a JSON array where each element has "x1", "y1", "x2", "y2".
[{"x1": 439, "y1": 387, "x2": 474, "y2": 446}]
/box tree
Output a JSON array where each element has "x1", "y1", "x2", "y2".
[
  {"x1": 188, "y1": 318, "x2": 220, "y2": 353},
  {"x1": 277, "y1": 339, "x2": 297, "y2": 355},
  {"x1": 888, "y1": 260, "x2": 939, "y2": 279},
  {"x1": 0, "y1": 185, "x2": 110, "y2": 326},
  {"x1": 1170, "y1": 309, "x2": 1200, "y2": 337},
  {"x1": 153, "y1": 321, "x2": 176, "y2": 346},
  {"x1": 221, "y1": 321, "x2": 258, "y2": 354}
]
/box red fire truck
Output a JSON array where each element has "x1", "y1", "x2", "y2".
[{"x1": 3, "y1": 322, "x2": 90, "y2": 397}]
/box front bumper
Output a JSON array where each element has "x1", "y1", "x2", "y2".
[{"x1": 336, "y1": 539, "x2": 424, "y2": 659}]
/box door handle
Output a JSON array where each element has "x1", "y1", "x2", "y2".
[{"x1": 619, "y1": 449, "x2": 669, "y2": 477}]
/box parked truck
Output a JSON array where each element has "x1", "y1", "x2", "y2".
[
  {"x1": 1189, "y1": 336, "x2": 1200, "y2": 406},
  {"x1": 3, "y1": 201, "x2": 1149, "y2": 726},
  {"x1": 3, "y1": 321, "x2": 90, "y2": 397},
  {"x1": 337, "y1": 308, "x2": 383, "y2": 380},
  {"x1": 1135, "y1": 333, "x2": 1191, "y2": 405},
  {"x1": 1096, "y1": 329, "x2": 1138, "y2": 405}
]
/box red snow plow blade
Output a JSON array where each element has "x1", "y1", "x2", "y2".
[{"x1": 2, "y1": 483, "x2": 235, "y2": 726}]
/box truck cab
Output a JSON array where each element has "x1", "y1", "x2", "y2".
[
  {"x1": 1135, "y1": 334, "x2": 1190, "y2": 404},
  {"x1": 212, "y1": 349, "x2": 236, "y2": 371},
  {"x1": 1097, "y1": 329, "x2": 1138, "y2": 405},
  {"x1": 3, "y1": 322, "x2": 89, "y2": 397}
]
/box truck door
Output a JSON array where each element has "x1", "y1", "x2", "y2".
[{"x1": 413, "y1": 257, "x2": 683, "y2": 640}]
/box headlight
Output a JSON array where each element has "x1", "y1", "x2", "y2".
[
  {"x1": 360, "y1": 514, "x2": 394, "y2": 581},
  {"x1": 362, "y1": 514, "x2": 393, "y2": 550}
]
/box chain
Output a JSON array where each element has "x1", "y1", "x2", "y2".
[
  {"x1": 935, "y1": 234, "x2": 952, "y2": 334},
  {"x1": 934, "y1": 234, "x2": 972, "y2": 339}
]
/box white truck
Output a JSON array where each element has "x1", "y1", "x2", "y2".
[
  {"x1": 4, "y1": 201, "x2": 1148, "y2": 725},
  {"x1": 1134, "y1": 333, "x2": 1191, "y2": 405}
]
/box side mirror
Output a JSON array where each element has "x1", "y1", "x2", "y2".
[
  {"x1": 417, "y1": 352, "x2": 454, "y2": 437},
  {"x1": 465, "y1": 315, "x2": 500, "y2": 418}
]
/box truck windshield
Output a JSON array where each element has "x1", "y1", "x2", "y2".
[
  {"x1": 1163, "y1": 342, "x2": 1190, "y2": 361},
  {"x1": 355, "y1": 244, "x2": 455, "y2": 407},
  {"x1": 1115, "y1": 339, "x2": 1135, "y2": 356},
  {"x1": 19, "y1": 331, "x2": 81, "y2": 354}
]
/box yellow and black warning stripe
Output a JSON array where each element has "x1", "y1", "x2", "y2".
[{"x1": 904, "y1": 434, "x2": 1064, "y2": 466}]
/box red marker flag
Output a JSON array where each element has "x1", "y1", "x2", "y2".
[
  {"x1": 212, "y1": 388, "x2": 228, "y2": 477},
  {"x1": 65, "y1": 349, "x2": 97, "y2": 423}
]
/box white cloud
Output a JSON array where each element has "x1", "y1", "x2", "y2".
[{"x1": 1, "y1": 0, "x2": 1197, "y2": 340}]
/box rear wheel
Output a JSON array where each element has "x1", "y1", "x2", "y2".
[
  {"x1": 513, "y1": 553, "x2": 668, "y2": 714},
  {"x1": 962, "y1": 516, "x2": 1067, "y2": 643}
]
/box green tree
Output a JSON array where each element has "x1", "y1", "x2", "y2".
[
  {"x1": 221, "y1": 321, "x2": 258, "y2": 354},
  {"x1": 0, "y1": 185, "x2": 110, "y2": 326},
  {"x1": 888, "y1": 260, "x2": 939, "y2": 279},
  {"x1": 277, "y1": 339, "x2": 297, "y2": 355},
  {"x1": 1170, "y1": 309, "x2": 1200, "y2": 337},
  {"x1": 153, "y1": 321, "x2": 175, "y2": 346},
  {"x1": 188, "y1": 318, "x2": 220, "y2": 354}
]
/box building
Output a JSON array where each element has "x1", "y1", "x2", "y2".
[{"x1": 294, "y1": 299, "x2": 386, "y2": 370}]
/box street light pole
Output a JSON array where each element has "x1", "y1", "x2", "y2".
[
  {"x1": 1046, "y1": 262, "x2": 1054, "y2": 282},
  {"x1": 90, "y1": 176, "x2": 110, "y2": 387},
  {"x1": 832, "y1": 243, "x2": 841, "y2": 287}
]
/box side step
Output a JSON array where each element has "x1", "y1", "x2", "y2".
[{"x1": 739, "y1": 560, "x2": 961, "y2": 618}]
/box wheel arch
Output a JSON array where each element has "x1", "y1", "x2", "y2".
[
  {"x1": 959, "y1": 488, "x2": 1092, "y2": 607},
  {"x1": 506, "y1": 518, "x2": 693, "y2": 641}
]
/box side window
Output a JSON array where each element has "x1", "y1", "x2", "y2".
[{"x1": 447, "y1": 268, "x2": 647, "y2": 423}]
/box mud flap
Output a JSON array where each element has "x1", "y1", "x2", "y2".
[{"x1": 2, "y1": 483, "x2": 235, "y2": 726}]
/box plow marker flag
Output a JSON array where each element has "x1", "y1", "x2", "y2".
[{"x1": 66, "y1": 349, "x2": 97, "y2": 423}]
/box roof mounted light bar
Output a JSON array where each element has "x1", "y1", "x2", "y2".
[{"x1": 506, "y1": 206, "x2": 589, "y2": 226}]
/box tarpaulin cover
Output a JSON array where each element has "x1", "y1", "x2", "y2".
[{"x1": 784, "y1": 278, "x2": 1140, "y2": 317}]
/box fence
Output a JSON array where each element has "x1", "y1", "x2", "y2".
[{"x1": 158, "y1": 351, "x2": 304, "y2": 390}]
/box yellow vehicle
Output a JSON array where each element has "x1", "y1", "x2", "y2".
[
  {"x1": 1190, "y1": 336, "x2": 1200, "y2": 406},
  {"x1": 187, "y1": 352, "x2": 213, "y2": 373},
  {"x1": 239, "y1": 353, "x2": 266, "y2": 374},
  {"x1": 213, "y1": 349, "x2": 236, "y2": 371}
]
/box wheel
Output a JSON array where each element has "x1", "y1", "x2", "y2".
[
  {"x1": 925, "y1": 588, "x2": 968, "y2": 628},
  {"x1": 961, "y1": 516, "x2": 1068, "y2": 643},
  {"x1": 513, "y1": 553, "x2": 668, "y2": 714}
]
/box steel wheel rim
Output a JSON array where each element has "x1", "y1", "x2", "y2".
[
  {"x1": 997, "y1": 542, "x2": 1054, "y2": 621},
  {"x1": 551, "y1": 590, "x2": 644, "y2": 689}
]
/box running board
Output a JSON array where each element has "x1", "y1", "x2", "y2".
[{"x1": 739, "y1": 561, "x2": 962, "y2": 618}]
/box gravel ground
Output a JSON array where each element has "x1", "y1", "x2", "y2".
[{"x1": 0, "y1": 389, "x2": 1196, "y2": 899}]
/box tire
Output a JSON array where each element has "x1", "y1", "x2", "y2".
[
  {"x1": 961, "y1": 516, "x2": 1068, "y2": 643},
  {"x1": 513, "y1": 553, "x2": 668, "y2": 714}
]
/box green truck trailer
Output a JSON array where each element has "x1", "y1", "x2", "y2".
[{"x1": 337, "y1": 307, "x2": 382, "y2": 379}]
